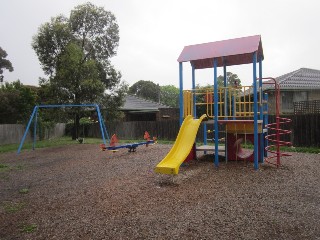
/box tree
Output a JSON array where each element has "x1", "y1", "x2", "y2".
[
  {"x1": 0, "y1": 47, "x2": 14, "y2": 82},
  {"x1": 217, "y1": 72, "x2": 241, "y2": 87},
  {"x1": 194, "y1": 71, "x2": 242, "y2": 117},
  {"x1": 32, "y1": 2, "x2": 125, "y2": 139},
  {"x1": 128, "y1": 80, "x2": 160, "y2": 103},
  {"x1": 0, "y1": 81, "x2": 37, "y2": 124},
  {"x1": 160, "y1": 85, "x2": 179, "y2": 107}
]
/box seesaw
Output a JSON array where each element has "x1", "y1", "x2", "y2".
[{"x1": 100, "y1": 131, "x2": 157, "y2": 152}]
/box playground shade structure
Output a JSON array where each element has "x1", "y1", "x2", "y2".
[{"x1": 155, "y1": 114, "x2": 207, "y2": 175}]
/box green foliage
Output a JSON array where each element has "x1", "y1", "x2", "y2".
[
  {"x1": 20, "y1": 224, "x2": 37, "y2": 233},
  {"x1": 0, "y1": 80, "x2": 37, "y2": 123},
  {"x1": 3, "y1": 201, "x2": 25, "y2": 213},
  {"x1": 19, "y1": 188, "x2": 29, "y2": 194},
  {"x1": 128, "y1": 80, "x2": 160, "y2": 103},
  {"x1": 217, "y1": 72, "x2": 242, "y2": 87},
  {"x1": 70, "y1": 3, "x2": 119, "y2": 64},
  {"x1": 0, "y1": 46, "x2": 14, "y2": 82},
  {"x1": 32, "y1": 2, "x2": 121, "y2": 95},
  {"x1": 193, "y1": 72, "x2": 242, "y2": 117},
  {"x1": 160, "y1": 85, "x2": 179, "y2": 107},
  {"x1": 32, "y1": 15, "x2": 71, "y2": 76},
  {"x1": 32, "y1": 2, "x2": 126, "y2": 138},
  {"x1": 53, "y1": 42, "x2": 105, "y2": 104},
  {"x1": 0, "y1": 164, "x2": 9, "y2": 171},
  {"x1": 0, "y1": 137, "x2": 102, "y2": 153},
  {"x1": 101, "y1": 80, "x2": 128, "y2": 120}
]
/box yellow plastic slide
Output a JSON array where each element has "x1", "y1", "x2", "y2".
[{"x1": 155, "y1": 114, "x2": 207, "y2": 175}]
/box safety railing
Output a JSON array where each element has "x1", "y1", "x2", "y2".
[{"x1": 183, "y1": 86, "x2": 260, "y2": 119}]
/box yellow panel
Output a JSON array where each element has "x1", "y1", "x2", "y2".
[{"x1": 226, "y1": 122, "x2": 263, "y2": 134}]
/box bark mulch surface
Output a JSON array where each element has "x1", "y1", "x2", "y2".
[{"x1": 0, "y1": 144, "x2": 319, "y2": 239}]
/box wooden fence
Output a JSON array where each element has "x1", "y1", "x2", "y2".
[
  {"x1": 86, "y1": 114, "x2": 320, "y2": 147},
  {"x1": 87, "y1": 120, "x2": 181, "y2": 141},
  {"x1": 3, "y1": 115, "x2": 317, "y2": 147},
  {"x1": 0, "y1": 123, "x2": 66, "y2": 145},
  {"x1": 291, "y1": 114, "x2": 320, "y2": 147}
]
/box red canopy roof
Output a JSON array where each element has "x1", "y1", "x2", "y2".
[{"x1": 177, "y1": 35, "x2": 264, "y2": 69}]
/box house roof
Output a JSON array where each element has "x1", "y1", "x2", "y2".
[
  {"x1": 265, "y1": 68, "x2": 320, "y2": 90},
  {"x1": 177, "y1": 35, "x2": 264, "y2": 69},
  {"x1": 121, "y1": 95, "x2": 171, "y2": 112}
]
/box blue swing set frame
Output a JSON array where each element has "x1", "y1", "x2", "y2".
[{"x1": 17, "y1": 104, "x2": 110, "y2": 154}]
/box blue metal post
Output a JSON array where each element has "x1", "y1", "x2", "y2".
[
  {"x1": 223, "y1": 62, "x2": 227, "y2": 119},
  {"x1": 17, "y1": 106, "x2": 38, "y2": 154},
  {"x1": 100, "y1": 116, "x2": 110, "y2": 144},
  {"x1": 33, "y1": 107, "x2": 39, "y2": 150},
  {"x1": 203, "y1": 123, "x2": 207, "y2": 154},
  {"x1": 264, "y1": 93, "x2": 269, "y2": 157},
  {"x1": 179, "y1": 62, "x2": 184, "y2": 126},
  {"x1": 223, "y1": 62, "x2": 228, "y2": 161},
  {"x1": 95, "y1": 105, "x2": 107, "y2": 146},
  {"x1": 213, "y1": 58, "x2": 219, "y2": 167},
  {"x1": 259, "y1": 58, "x2": 264, "y2": 163},
  {"x1": 232, "y1": 96, "x2": 236, "y2": 120},
  {"x1": 192, "y1": 64, "x2": 196, "y2": 118},
  {"x1": 253, "y1": 52, "x2": 259, "y2": 170}
]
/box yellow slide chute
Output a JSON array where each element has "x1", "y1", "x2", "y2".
[{"x1": 155, "y1": 114, "x2": 207, "y2": 175}]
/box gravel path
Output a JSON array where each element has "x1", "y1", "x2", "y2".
[{"x1": 0, "y1": 144, "x2": 319, "y2": 239}]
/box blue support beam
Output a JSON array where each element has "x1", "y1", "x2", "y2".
[
  {"x1": 259, "y1": 57, "x2": 264, "y2": 163},
  {"x1": 37, "y1": 104, "x2": 98, "y2": 108},
  {"x1": 33, "y1": 107, "x2": 38, "y2": 150},
  {"x1": 192, "y1": 64, "x2": 197, "y2": 118},
  {"x1": 179, "y1": 62, "x2": 184, "y2": 126},
  {"x1": 253, "y1": 52, "x2": 259, "y2": 170},
  {"x1": 223, "y1": 62, "x2": 228, "y2": 161},
  {"x1": 223, "y1": 61, "x2": 228, "y2": 119},
  {"x1": 264, "y1": 93, "x2": 269, "y2": 157},
  {"x1": 213, "y1": 58, "x2": 219, "y2": 167},
  {"x1": 17, "y1": 106, "x2": 38, "y2": 154},
  {"x1": 95, "y1": 104, "x2": 107, "y2": 146},
  {"x1": 203, "y1": 123, "x2": 207, "y2": 155}
]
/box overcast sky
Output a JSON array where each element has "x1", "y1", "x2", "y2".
[{"x1": 1, "y1": 0, "x2": 319, "y2": 89}]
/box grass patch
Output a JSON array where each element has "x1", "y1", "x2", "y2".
[
  {"x1": 0, "y1": 137, "x2": 103, "y2": 154},
  {"x1": 0, "y1": 137, "x2": 174, "y2": 154},
  {"x1": 20, "y1": 224, "x2": 37, "y2": 233},
  {"x1": 19, "y1": 188, "x2": 29, "y2": 194},
  {"x1": 1, "y1": 136, "x2": 318, "y2": 154},
  {"x1": 0, "y1": 164, "x2": 9, "y2": 172},
  {"x1": 265, "y1": 145, "x2": 320, "y2": 154},
  {"x1": 0, "y1": 164, "x2": 10, "y2": 179},
  {"x1": 3, "y1": 201, "x2": 25, "y2": 213},
  {"x1": 0, "y1": 174, "x2": 9, "y2": 180},
  {"x1": 14, "y1": 164, "x2": 25, "y2": 170}
]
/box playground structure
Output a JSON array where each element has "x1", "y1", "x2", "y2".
[
  {"x1": 17, "y1": 104, "x2": 110, "y2": 154},
  {"x1": 155, "y1": 35, "x2": 291, "y2": 175},
  {"x1": 100, "y1": 131, "x2": 157, "y2": 152}
]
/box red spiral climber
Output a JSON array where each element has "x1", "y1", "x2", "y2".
[
  {"x1": 261, "y1": 78, "x2": 292, "y2": 167},
  {"x1": 265, "y1": 117, "x2": 292, "y2": 167}
]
